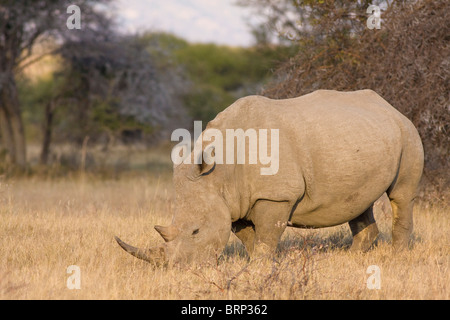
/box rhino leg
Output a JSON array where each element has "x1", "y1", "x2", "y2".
[
  {"x1": 389, "y1": 198, "x2": 414, "y2": 250},
  {"x1": 232, "y1": 220, "x2": 255, "y2": 256},
  {"x1": 349, "y1": 205, "x2": 379, "y2": 252},
  {"x1": 251, "y1": 200, "x2": 292, "y2": 258},
  {"x1": 386, "y1": 136, "x2": 423, "y2": 250}
]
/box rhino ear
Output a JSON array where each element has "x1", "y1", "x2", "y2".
[
  {"x1": 200, "y1": 145, "x2": 216, "y2": 175},
  {"x1": 191, "y1": 145, "x2": 216, "y2": 178}
]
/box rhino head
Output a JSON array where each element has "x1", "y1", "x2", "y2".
[{"x1": 115, "y1": 146, "x2": 232, "y2": 265}]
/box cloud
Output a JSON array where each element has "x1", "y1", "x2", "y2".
[
  {"x1": 121, "y1": 8, "x2": 139, "y2": 20},
  {"x1": 115, "y1": 0, "x2": 254, "y2": 46}
]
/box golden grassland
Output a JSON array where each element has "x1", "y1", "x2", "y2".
[{"x1": 0, "y1": 171, "x2": 448, "y2": 300}]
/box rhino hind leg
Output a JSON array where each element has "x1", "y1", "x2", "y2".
[
  {"x1": 386, "y1": 134, "x2": 423, "y2": 250},
  {"x1": 389, "y1": 199, "x2": 414, "y2": 249},
  {"x1": 349, "y1": 205, "x2": 379, "y2": 252},
  {"x1": 388, "y1": 181, "x2": 418, "y2": 250}
]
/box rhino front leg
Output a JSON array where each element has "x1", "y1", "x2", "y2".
[
  {"x1": 232, "y1": 220, "x2": 255, "y2": 256},
  {"x1": 250, "y1": 200, "x2": 292, "y2": 258},
  {"x1": 349, "y1": 205, "x2": 379, "y2": 252}
]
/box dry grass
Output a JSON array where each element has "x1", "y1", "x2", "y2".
[{"x1": 0, "y1": 174, "x2": 448, "y2": 300}]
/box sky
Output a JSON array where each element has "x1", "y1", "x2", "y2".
[{"x1": 114, "y1": 0, "x2": 255, "y2": 47}]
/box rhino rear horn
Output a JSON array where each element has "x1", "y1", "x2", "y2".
[{"x1": 154, "y1": 225, "x2": 179, "y2": 242}]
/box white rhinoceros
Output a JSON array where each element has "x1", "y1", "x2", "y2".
[{"x1": 116, "y1": 89, "x2": 424, "y2": 265}]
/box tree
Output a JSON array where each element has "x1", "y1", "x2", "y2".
[
  {"x1": 55, "y1": 33, "x2": 189, "y2": 148},
  {"x1": 145, "y1": 32, "x2": 296, "y2": 126},
  {"x1": 239, "y1": 0, "x2": 449, "y2": 201},
  {"x1": 237, "y1": 0, "x2": 386, "y2": 43},
  {"x1": 0, "y1": 0, "x2": 112, "y2": 168}
]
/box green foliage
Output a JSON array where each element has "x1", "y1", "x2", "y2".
[
  {"x1": 17, "y1": 31, "x2": 295, "y2": 147},
  {"x1": 182, "y1": 84, "x2": 234, "y2": 126},
  {"x1": 144, "y1": 32, "x2": 294, "y2": 124},
  {"x1": 18, "y1": 75, "x2": 61, "y2": 141},
  {"x1": 90, "y1": 98, "x2": 152, "y2": 134}
]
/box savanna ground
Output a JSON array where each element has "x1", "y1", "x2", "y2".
[{"x1": 0, "y1": 146, "x2": 448, "y2": 300}]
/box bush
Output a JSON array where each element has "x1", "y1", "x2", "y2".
[{"x1": 263, "y1": 0, "x2": 449, "y2": 203}]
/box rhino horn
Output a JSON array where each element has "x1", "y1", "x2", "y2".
[
  {"x1": 154, "y1": 225, "x2": 179, "y2": 242},
  {"x1": 115, "y1": 236, "x2": 166, "y2": 265}
]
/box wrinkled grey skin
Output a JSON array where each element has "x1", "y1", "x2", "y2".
[{"x1": 116, "y1": 90, "x2": 424, "y2": 265}]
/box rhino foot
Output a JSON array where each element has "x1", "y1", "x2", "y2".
[{"x1": 349, "y1": 206, "x2": 379, "y2": 252}]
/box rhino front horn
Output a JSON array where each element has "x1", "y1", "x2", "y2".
[
  {"x1": 115, "y1": 236, "x2": 166, "y2": 265},
  {"x1": 154, "y1": 225, "x2": 179, "y2": 242}
]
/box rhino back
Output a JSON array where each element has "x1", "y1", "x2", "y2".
[{"x1": 208, "y1": 90, "x2": 417, "y2": 226}]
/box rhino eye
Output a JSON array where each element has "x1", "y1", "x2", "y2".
[{"x1": 192, "y1": 228, "x2": 200, "y2": 236}]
